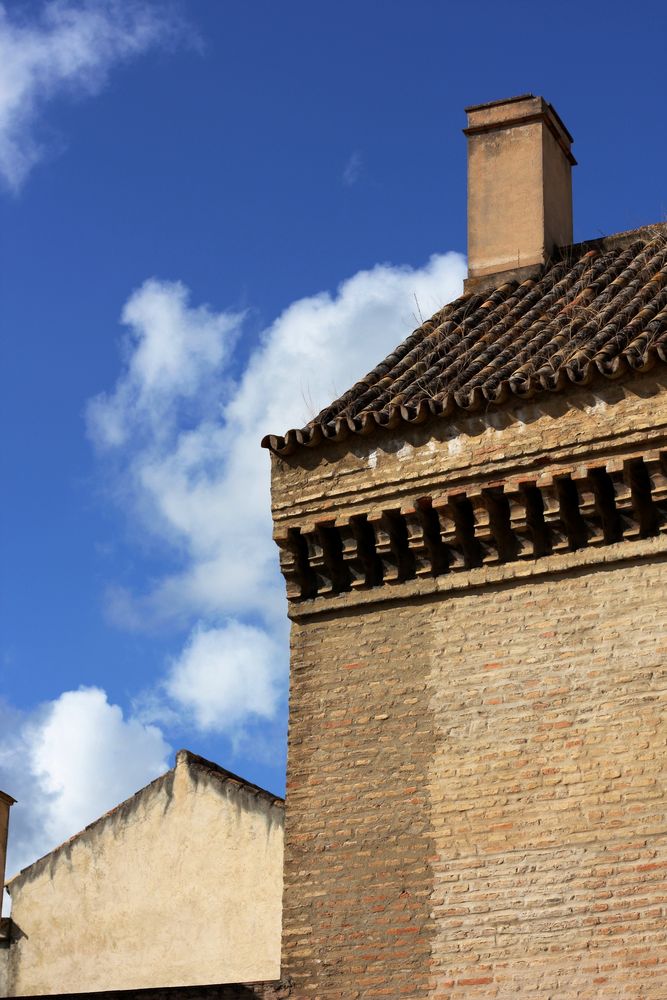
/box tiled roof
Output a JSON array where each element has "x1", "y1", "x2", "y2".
[{"x1": 262, "y1": 224, "x2": 667, "y2": 456}]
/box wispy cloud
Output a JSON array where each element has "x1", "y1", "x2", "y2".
[
  {"x1": 0, "y1": 0, "x2": 188, "y2": 190},
  {"x1": 87, "y1": 253, "x2": 467, "y2": 740},
  {"x1": 342, "y1": 150, "x2": 362, "y2": 186}
]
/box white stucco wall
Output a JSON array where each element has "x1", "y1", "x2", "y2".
[{"x1": 2, "y1": 752, "x2": 284, "y2": 996}]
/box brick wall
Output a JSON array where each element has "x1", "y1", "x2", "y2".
[
  {"x1": 282, "y1": 556, "x2": 667, "y2": 997},
  {"x1": 273, "y1": 375, "x2": 667, "y2": 998},
  {"x1": 283, "y1": 601, "x2": 438, "y2": 997}
]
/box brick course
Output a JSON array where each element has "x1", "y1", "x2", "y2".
[{"x1": 271, "y1": 374, "x2": 667, "y2": 536}]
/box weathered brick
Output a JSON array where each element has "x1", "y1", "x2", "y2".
[{"x1": 271, "y1": 373, "x2": 667, "y2": 997}]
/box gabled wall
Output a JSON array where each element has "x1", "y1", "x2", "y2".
[{"x1": 3, "y1": 753, "x2": 284, "y2": 997}]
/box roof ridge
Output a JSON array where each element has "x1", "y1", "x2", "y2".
[
  {"x1": 561, "y1": 221, "x2": 667, "y2": 258},
  {"x1": 176, "y1": 749, "x2": 284, "y2": 806}
]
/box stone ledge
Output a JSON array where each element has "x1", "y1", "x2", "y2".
[
  {"x1": 279, "y1": 449, "x2": 667, "y2": 608},
  {"x1": 289, "y1": 533, "x2": 667, "y2": 620}
]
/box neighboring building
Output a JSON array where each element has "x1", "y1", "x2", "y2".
[
  {"x1": 264, "y1": 96, "x2": 667, "y2": 997},
  {"x1": 0, "y1": 794, "x2": 14, "y2": 907},
  {"x1": 0, "y1": 751, "x2": 284, "y2": 997},
  {"x1": 0, "y1": 792, "x2": 15, "y2": 979}
]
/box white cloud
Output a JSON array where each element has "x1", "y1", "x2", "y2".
[
  {"x1": 29, "y1": 687, "x2": 170, "y2": 845},
  {"x1": 165, "y1": 622, "x2": 283, "y2": 736},
  {"x1": 88, "y1": 278, "x2": 242, "y2": 449},
  {"x1": 0, "y1": 0, "x2": 187, "y2": 190},
  {"x1": 0, "y1": 688, "x2": 170, "y2": 906},
  {"x1": 87, "y1": 252, "x2": 466, "y2": 734}
]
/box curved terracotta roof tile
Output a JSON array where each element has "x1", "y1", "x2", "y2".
[{"x1": 262, "y1": 225, "x2": 667, "y2": 456}]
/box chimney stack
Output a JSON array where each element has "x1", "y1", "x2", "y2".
[
  {"x1": 0, "y1": 792, "x2": 15, "y2": 900},
  {"x1": 464, "y1": 94, "x2": 575, "y2": 291}
]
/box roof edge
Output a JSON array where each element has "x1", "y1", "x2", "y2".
[
  {"x1": 568, "y1": 220, "x2": 667, "y2": 255},
  {"x1": 6, "y1": 767, "x2": 176, "y2": 891},
  {"x1": 463, "y1": 222, "x2": 667, "y2": 297},
  {"x1": 8, "y1": 981, "x2": 292, "y2": 1000},
  {"x1": 7, "y1": 751, "x2": 283, "y2": 891}
]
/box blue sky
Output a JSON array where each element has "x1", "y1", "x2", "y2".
[{"x1": 1, "y1": 0, "x2": 666, "y2": 882}]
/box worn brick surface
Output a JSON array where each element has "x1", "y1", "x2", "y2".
[
  {"x1": 283, "y1": 558, "x2": 667, "y2": 997},
  {"x1": 273, "y1": 376, "x2": 667, "y2": 998},
  {"x1": 283, "y1": 605, "x2": 438, "y2": 998},
  {"x1": 426, "y1": 558, "x2": 667, "y2": 997}
]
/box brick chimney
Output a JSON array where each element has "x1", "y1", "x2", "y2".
[
  {"x1": 464, "y1": 94, "x2": 576, "y2": 291},
  {"x1": 0, "y1": 792, "x2": 15, "y2": 902}
]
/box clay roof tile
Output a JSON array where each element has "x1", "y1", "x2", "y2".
[{"x1": 262, "y1": 223, "x2": 667, "y2": 457}]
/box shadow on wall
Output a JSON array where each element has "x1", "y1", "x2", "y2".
[{"x1": 11, "y1": 984, "x2": 293, "y2": 1000}]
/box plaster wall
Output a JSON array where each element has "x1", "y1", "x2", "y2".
[
  {"x1": 0, "y1": 943, "x2": 7, "y2": 997},
  {"x1": 468, "y1": 118, "x2": 545, "y2": 277},
  {"x1": 3, "y1": 754, "x2": 284, "y2": 996}
]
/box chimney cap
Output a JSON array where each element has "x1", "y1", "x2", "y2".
[
  {"x1": 464, "y1": 92, "x2": 537, "y2": 114},
  {"x1": 464, "y1": 94, "x2": 575, "y2": 162}
]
